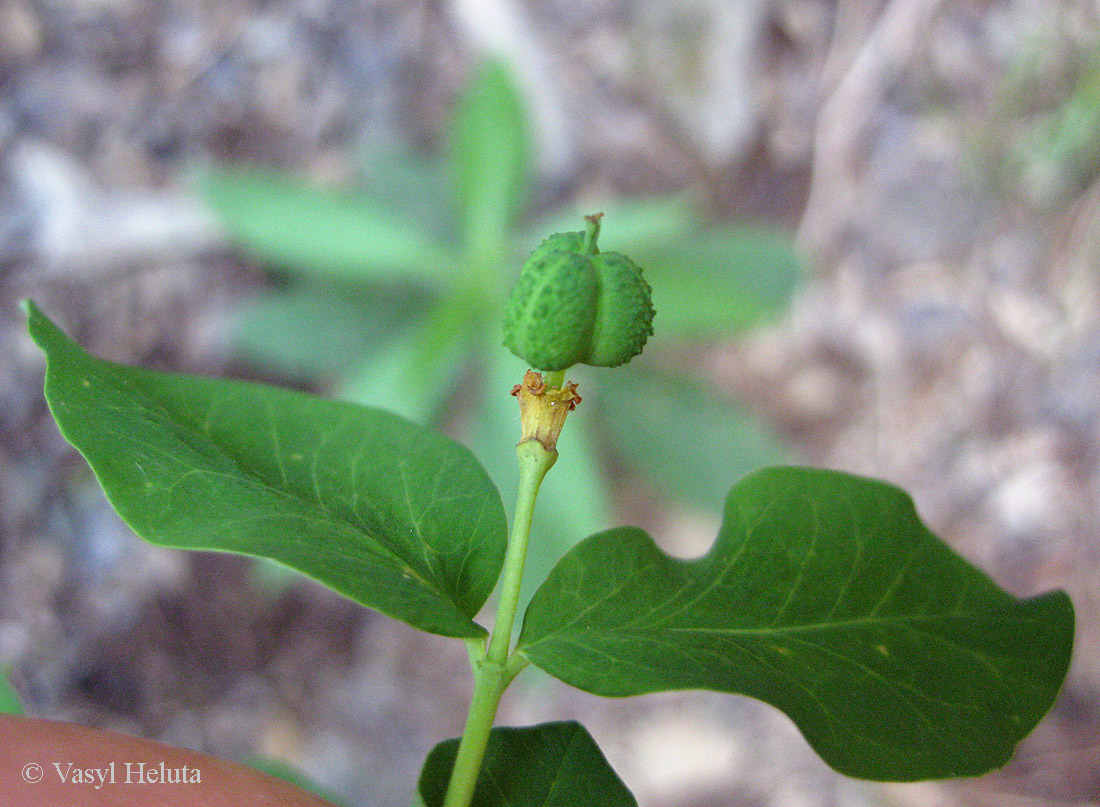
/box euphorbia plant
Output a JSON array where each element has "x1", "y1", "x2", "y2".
[
  {"x1": 204, "y1": 58, "x2": 798, "y2": 569},
  {"x1": 23, "y1": 214, "x2": 1073, "y2": 807}
]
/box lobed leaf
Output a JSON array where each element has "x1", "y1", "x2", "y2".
[
  {"x1": 519, "y1": 466, "x2": 1074, "y2": 780},
  {"x1": 26, "y1": 302, "x2": 506, "y2": 638},
  {"x1": 419, "y1": 722, "x2": 636, "y2": 807}
]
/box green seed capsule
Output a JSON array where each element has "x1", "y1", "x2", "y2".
[{"x1": 502, "y1": 216, "x2": 655, "y2": 371}]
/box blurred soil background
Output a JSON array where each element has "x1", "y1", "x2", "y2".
[{"x1": 2, "y1": 1, "x2": 1100, "y2": 806}]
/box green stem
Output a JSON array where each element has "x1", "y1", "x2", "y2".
[
  {"x1": 503, "y1": 653, "x2": 529, "y2": 686},
  {"x1": 440, "y1": 440, "x2": 557, "y2": 807},
  {"x1": 440, "y1": 662, "x2": 507, "y2": 807},
  {"x1": 543, "y1": 369, "x2": 566, "y2": 390},
  {"x1": 487, "y1": 441, "x2": 556, "y2": 664},
  {"x1": 463, "y1": 637, "x2": 486, "y2": 672},
  {"x1": 581, "y1": 213, "x2": 602, "y2": 254}
]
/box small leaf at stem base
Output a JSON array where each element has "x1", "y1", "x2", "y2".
[{"x1": 419, "y1": 722, "x2": 637, "y2": 807}]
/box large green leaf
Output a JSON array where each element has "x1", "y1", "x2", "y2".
[
  {"x1": 419, "y1": 722, "x2": 637, "y2": 807},
  {"x1": 452, "y1": 60, "x2": 532, "y2": 263},
  {"x1": 519, "y1": 466, "x2": 1074, "y2": 781},
  {"x1": 201, "y1": 166, "x2": 457, "y2": 286},
  {"x1": 597, "y1": 369, "x2": 785, "y2": 510},
  {"x1": 26, "y1": 302, "x2": 506, "y2": 638}
]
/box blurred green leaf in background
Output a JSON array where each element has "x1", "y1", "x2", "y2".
[
  {"x1": 0, "y1": 669, "x2": 25, "y2": 716},
  {"x1": 984, "y1": 31, "x2": 1100, "y2": 207},
  {"x1": 201, "y1": 58, "x2": 801, "y2": 597},
  {"x1": 247, "y1": 757, "x2": 352, "y2": 807}
]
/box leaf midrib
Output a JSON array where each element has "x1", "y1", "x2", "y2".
[{"x1": 522, "y1": 607, "x2": 1043, "y2": 650}]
